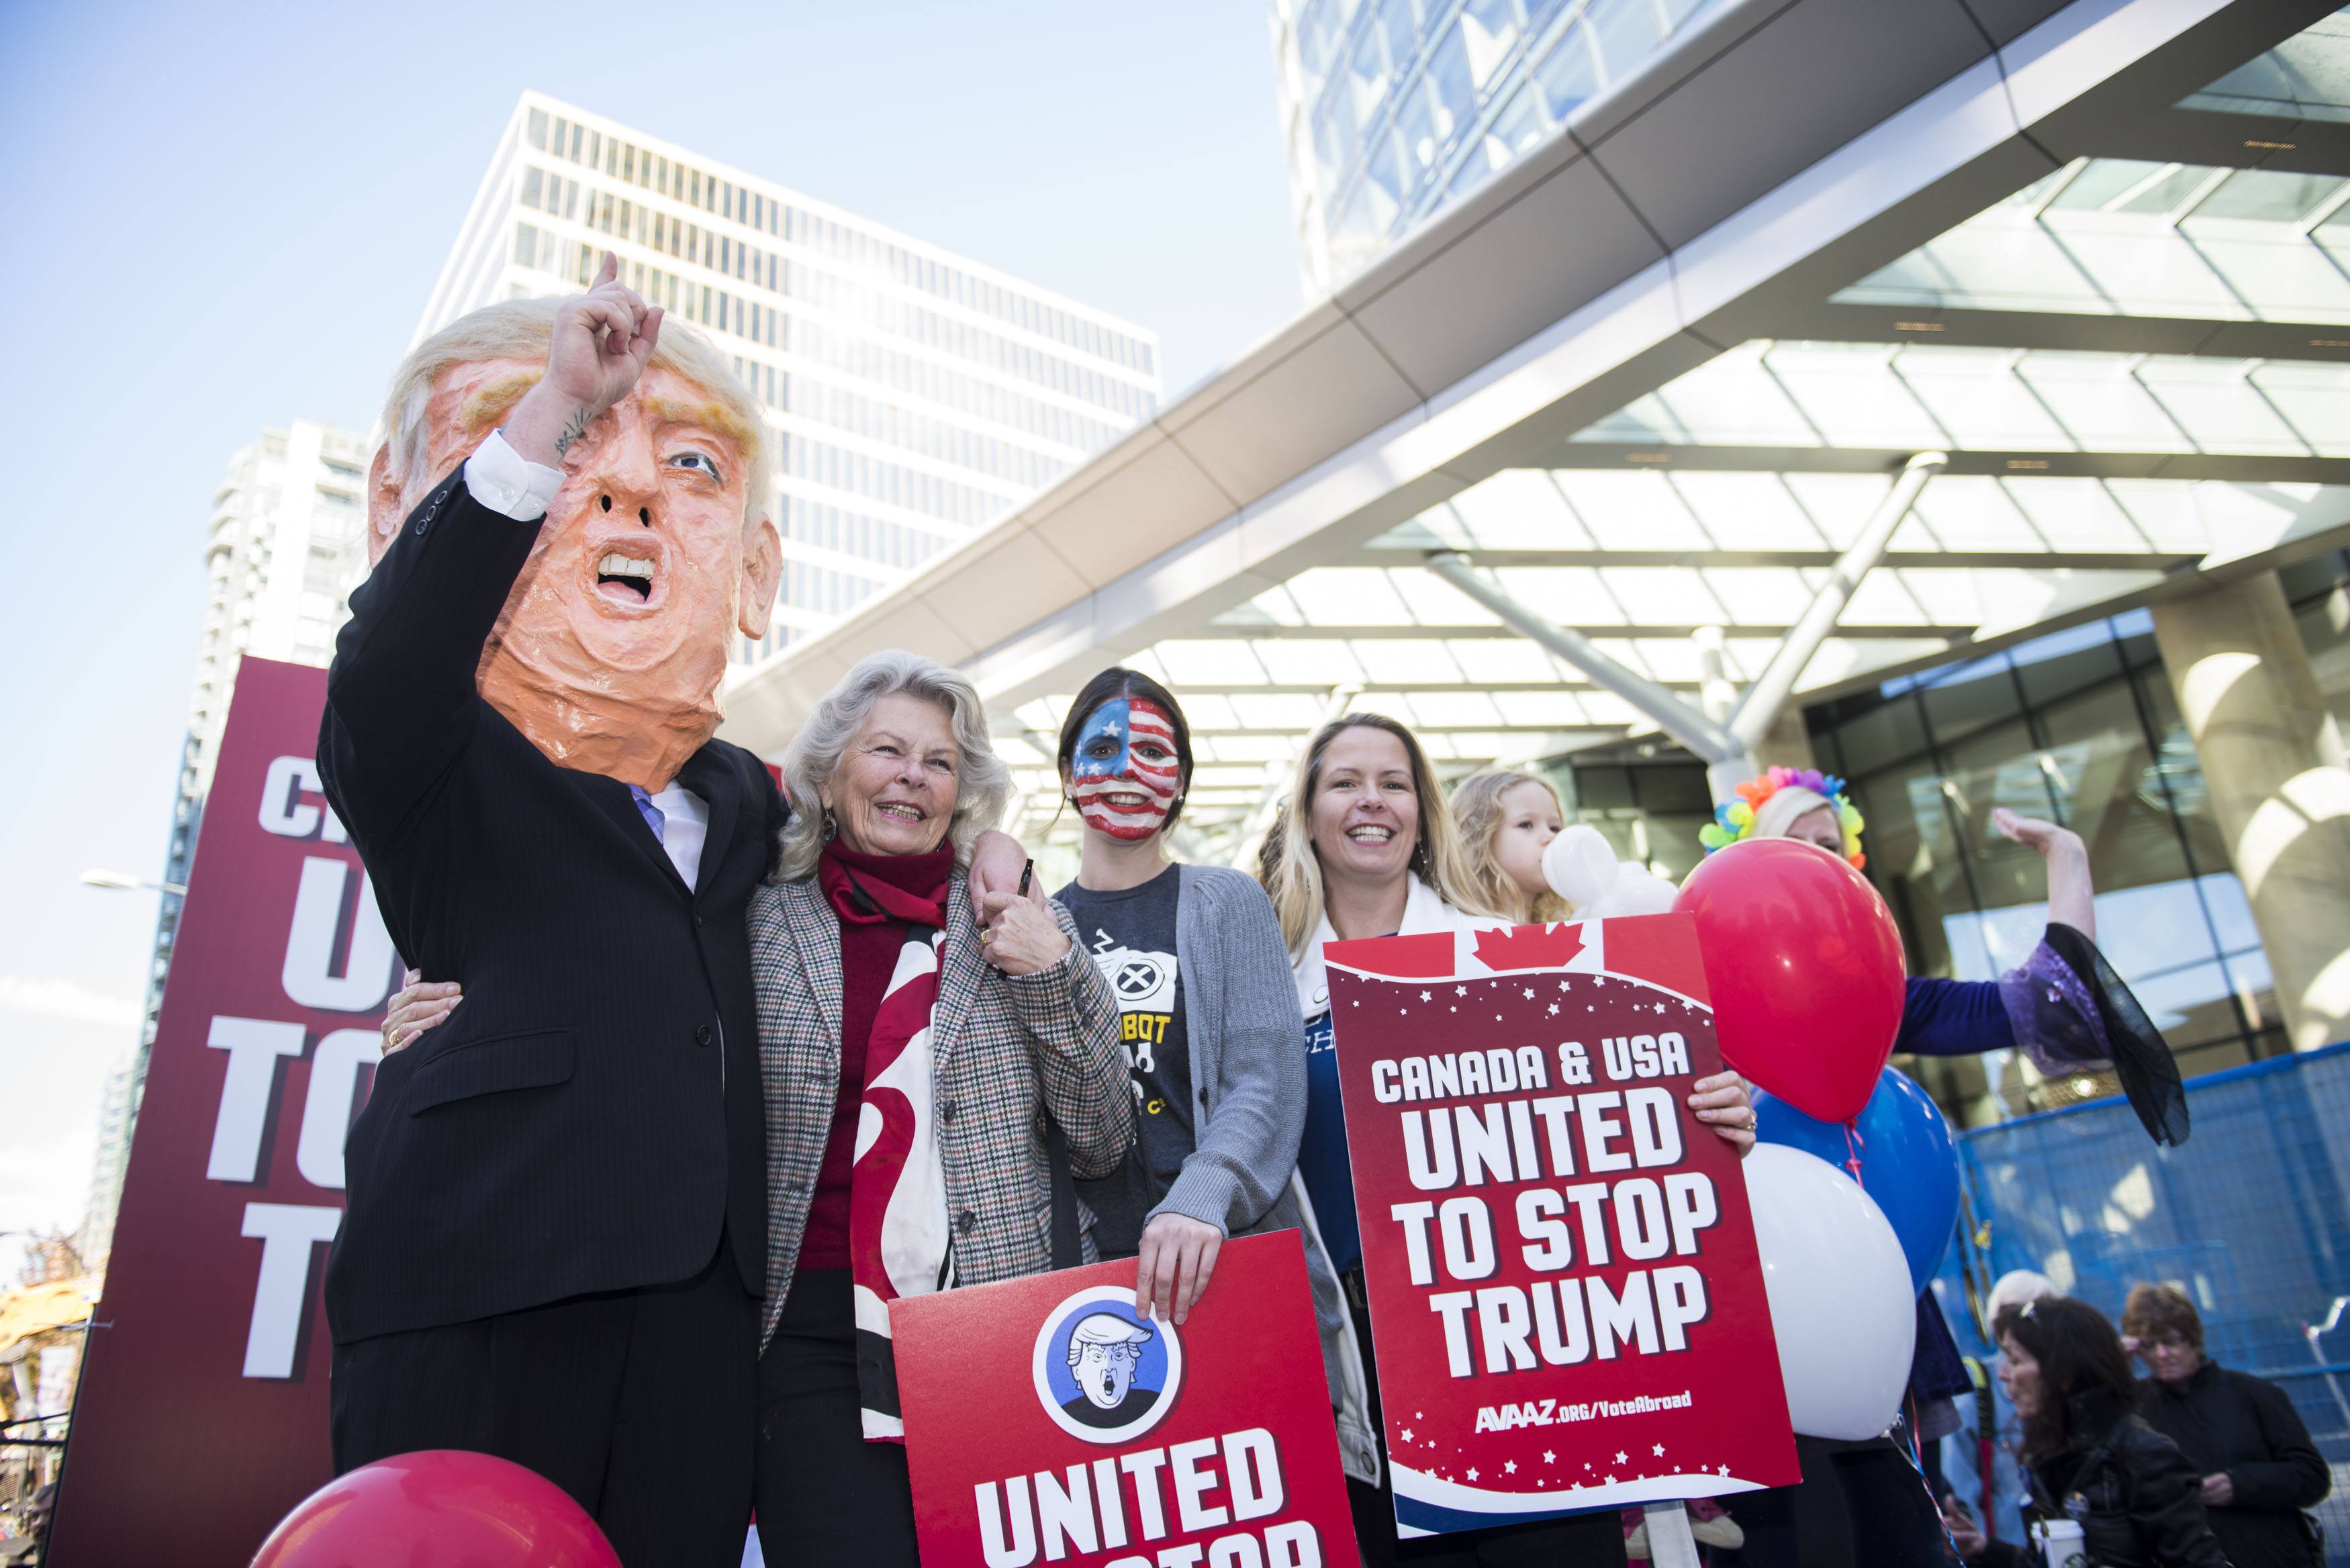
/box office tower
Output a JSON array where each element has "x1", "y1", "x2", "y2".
[
  {"x1": 418, "y1": 91, "x2": 1164, "y2": 659},
  {"x1": 185, "y1": 420, "x2": 374, "y2": 797},
  {"x1": 1270, "y1": 0, "x2": 1724, "y2": 291}
]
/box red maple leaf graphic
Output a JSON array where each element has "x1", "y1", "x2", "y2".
[{"x1": 1472, "y1": 922, "x2": 1587, "y2": 972}]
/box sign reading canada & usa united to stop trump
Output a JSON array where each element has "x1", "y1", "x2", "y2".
[{"x1": 1324, "y1": 913, "x2": 1799, "y2": 1538}]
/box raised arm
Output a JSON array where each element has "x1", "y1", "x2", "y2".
[
  {"x1": 1994, "y1": 807, "x2": 2094, "y2": 942},
  {"x1": 321, "y1": 255, "x2": 661, "y2": 840}
]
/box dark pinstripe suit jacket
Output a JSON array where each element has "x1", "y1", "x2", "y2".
[
  {"x1": 748, "y1": 868, "x2": 1131, "y2": 1350},
  {"x1": 318, "y1": 468, "x2": 777, "y2": 1344}
]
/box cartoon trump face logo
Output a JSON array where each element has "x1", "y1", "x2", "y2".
[{"x1": 1032, "y1": 1287, "x2": 1184, "y2": 1444}]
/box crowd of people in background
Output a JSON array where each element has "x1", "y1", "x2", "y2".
[{"x1": 1928, "y1": 1280, "x2": 2329, "y2": 1568}]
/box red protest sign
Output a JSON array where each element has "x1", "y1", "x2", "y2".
[
  {"x1": 52, "y1": 659, "x2": 388, "y2": 1565},
  {"x1": 894, "y1": 1231, "x2": 1358, "y2": 1568},
  {"x1": 1325, "y1": 912, "x2": 1797, "y2": 1538}
]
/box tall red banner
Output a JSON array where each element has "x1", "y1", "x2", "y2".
[
  {"x1": 51, "y1": 658, "x2": 390, "y2": 1564},
  {"x1": 1324, "y1": 914, "x2": 1798, "y2": 1538},
  {"x1": 894, "y1": 1232, "x2": 1359, "y2": 1568}
]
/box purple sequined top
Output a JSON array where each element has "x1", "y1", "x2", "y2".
[{"x1": 1897, "y1": 938, "x2": 2113, "y2": 1071}]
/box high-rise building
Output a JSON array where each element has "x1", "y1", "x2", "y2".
[
  {"x1": 416, "y1": 91, "x2": 1164, "y2": 660},
  {"x1": 75, "y1": 1054, "x2": 138, "y2": 1283},
  {"x1": 1270, "y1": 0, "x2": 1726, "y2": 292},
  {"x1": 87, "y1": 419, "x2": 374, "y2": 1280},
  {"x1": 185, "y1": 420, "x2": 374, "y2": 798}
]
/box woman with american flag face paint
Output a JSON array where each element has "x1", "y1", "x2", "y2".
[
  {"x1": 1068, "y1": 690, "x2": 1186, "y2": 840},
  {"x1": 1050, "y1": 669, "x2": 1333, "y2": 1378}
]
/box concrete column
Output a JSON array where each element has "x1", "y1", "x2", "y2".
[{"x1": 2151, "y1": 571, "x2": 2350, "y2": 1051}]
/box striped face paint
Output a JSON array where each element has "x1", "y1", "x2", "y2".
[{"x1": 1070, "y1": 697, "x2": 1182, "y2": 842}]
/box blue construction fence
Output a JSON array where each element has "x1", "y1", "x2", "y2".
[{"x1": 1928, "y1": 1040, "x2": 2350, "y2": 1562}]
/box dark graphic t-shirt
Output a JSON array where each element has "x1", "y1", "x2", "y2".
[{"x1": 1057, "y1": 864, "x2": 1196, "y2": 1257}]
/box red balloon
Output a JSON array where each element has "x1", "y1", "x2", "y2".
[
  {"x1": 1673, "y1": 837, "x2": 1906, "y2": 1123},
  {"x1": 253, "y1": 1451, "x2": 621, "y2": 1568}
]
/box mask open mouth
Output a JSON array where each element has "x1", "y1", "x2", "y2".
[{"x1": 596, "y1": 551, "x2": 656, "y2": 605}]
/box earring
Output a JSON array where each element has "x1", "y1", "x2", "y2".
[{"x1": 821, "y1": 810, "x2": 838, "y2": 844}]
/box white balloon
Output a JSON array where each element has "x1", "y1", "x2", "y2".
[
  {"x1": 1742, "y1": 1143, "x2": 1916, "y2": 1441},
  {"x1": 1542, "y1": 824, "x2": 1619, "y2": 908},
  {"x1": 1595, "y1": 861, "x2": 1679, "y2": 917}
]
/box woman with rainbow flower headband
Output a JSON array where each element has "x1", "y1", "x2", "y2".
[
  {"x1": 1699, "y1": 766, "x2": 2187, "y2": 1568},
  {"x1": 1700, "y1": 765, "x2": 2186, "y2": 1102}
]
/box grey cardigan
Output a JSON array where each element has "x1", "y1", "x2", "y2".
[
  {"x1": 1149, "y1": 864, "x2": 1307, "y2": 1233},
  {"x1": 1142, "y1": 866, "x2": 1376, "y2": 1483}
]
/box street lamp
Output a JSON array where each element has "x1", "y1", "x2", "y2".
[{"x1": 79, "y1": 869, "x2": 187, "y2": 896}]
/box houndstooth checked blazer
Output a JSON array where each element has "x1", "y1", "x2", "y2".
[{"x1": 748, "y1": 867, "x2": 1133, "y2": 1351}]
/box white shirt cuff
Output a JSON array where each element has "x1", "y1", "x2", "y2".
[{"x1": 462, "y1": 430, "x2": 564, "y2": 521}]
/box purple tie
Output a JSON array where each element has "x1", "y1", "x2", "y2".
[{"x1": 627, "y1": 784, "x2": 666, "y2": 844}]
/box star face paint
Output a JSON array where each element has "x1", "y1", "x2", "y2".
[{"x1": 1070, "y1": 697, "x2": 1182, "y2": 842}]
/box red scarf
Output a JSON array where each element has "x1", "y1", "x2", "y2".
[{"x1": 816, "y1": 842, "x2": 954, "y2": 1442}]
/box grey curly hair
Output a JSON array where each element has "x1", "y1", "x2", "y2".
[{"x1": 772, "y1": 650, "x2": 1010, "y2": 882}]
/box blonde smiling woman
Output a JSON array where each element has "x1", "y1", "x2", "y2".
[{"x1": 1259, "y1": 712, "x2": 1758, "y2": 1568}]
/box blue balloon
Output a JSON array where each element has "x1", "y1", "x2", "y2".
[{"x1": 1754, "y1": 1065, "x2": 1959, "y2": 1291}]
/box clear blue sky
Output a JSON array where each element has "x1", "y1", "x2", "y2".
[{"x1": 0, "y1": 0, "x2": 1304, "y2": 1279}]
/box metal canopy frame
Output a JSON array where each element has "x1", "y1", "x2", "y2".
[
  {"x1": 718, "y1": 0, "x2": 2350, "y2": 854},
  {"x1": 1424, "y1": 452, "x2": 1947, "y2": 802}
]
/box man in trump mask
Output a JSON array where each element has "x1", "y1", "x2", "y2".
[{"x1": 321, "y1": 254, "x2": 1019, "y2": 1563}]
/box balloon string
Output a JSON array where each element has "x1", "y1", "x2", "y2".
[{"x1": 1843, "y1": 1119, "x2": 1866, "y2": 1187}]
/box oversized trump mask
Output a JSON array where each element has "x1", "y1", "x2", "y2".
[{"x1": 365, "y1": 300, "x2": 781, "y2": 793}]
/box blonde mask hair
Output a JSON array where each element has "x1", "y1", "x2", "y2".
[
  {"x1": 1259, "y1": 714, "x2": 1507, "y2": 954},
  {"x1": 379, "y1": 295, "x2": 773, "y2": 523}
]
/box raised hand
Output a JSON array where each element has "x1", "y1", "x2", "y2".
[
  {"x1": 1991, "y1": 806, "x2": 2079, "y2": 858},
  {"x1": 1992, "y1": 805, "x2": 2096, "y2": 938},
  {"x1": 504, "y1": 252, "x2": 663, "y2": 470}
]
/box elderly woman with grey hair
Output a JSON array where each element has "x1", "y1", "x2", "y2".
[
  {"x1": 379, "y1": 648, "x2": 1130, "y2": 1563},
  {"x1": 748, "y1": 648, "x2": 1129, "y2": 1565}
]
